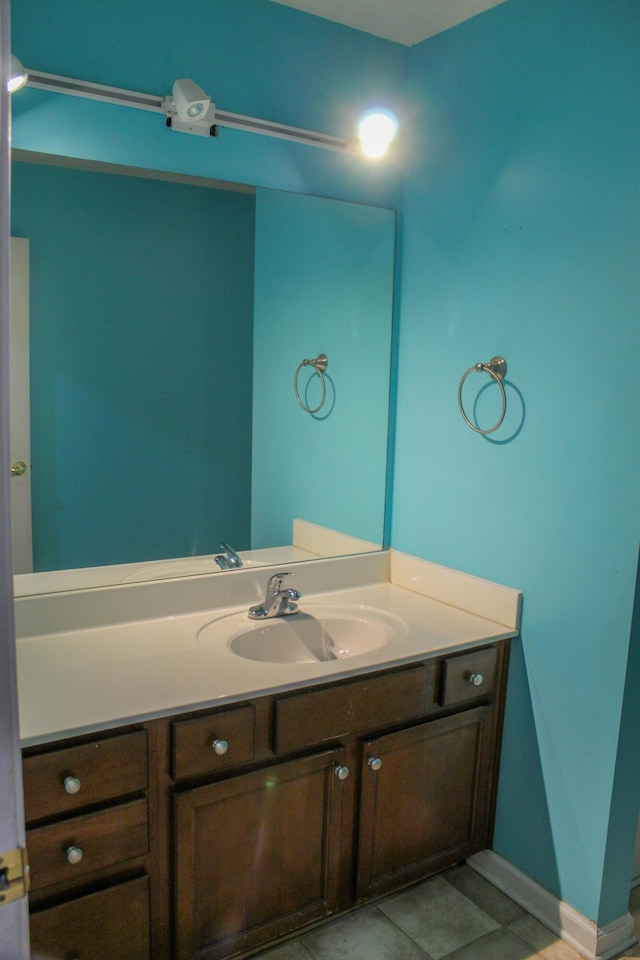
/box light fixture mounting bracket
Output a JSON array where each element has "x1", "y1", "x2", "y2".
[{"x1": 23, "y1": 70, "x2": 350, "y2": 151}]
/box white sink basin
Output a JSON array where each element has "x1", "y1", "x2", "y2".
[{"x1": 197, "y1": 603, "x2": 408, "y2": 663}]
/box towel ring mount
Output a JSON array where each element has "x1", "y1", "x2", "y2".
[
  {"x1": 458, "y1": 356, "x2": 507, "y2": 435},
  {"x1": 294, "y1": 353, "x2": 328, "y2": 414}
]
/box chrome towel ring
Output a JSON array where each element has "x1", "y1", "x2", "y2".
[
  {"x1": 458, "y1": 356, "x2": 507, "y2": 434},
  {"x1": 294, "y1": 353, "x2": 328, "y2": 414}
]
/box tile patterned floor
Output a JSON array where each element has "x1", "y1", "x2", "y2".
[{"x1": 252, "y1": 867, "x2": 640, "y2": 960}]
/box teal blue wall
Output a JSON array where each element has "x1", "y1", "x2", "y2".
[
  {"x1": 393, "y1": 0, "x2": 640, "y2": 924},
  {"x1": 252, "y1": 188, "x2": 394, "y2": 548},
  {"x1": 11, "y1": 162, "x2": 255, "y2": 569},
  {"x1": 10, "y1": 0, "x2": 640, "y2": 931}
]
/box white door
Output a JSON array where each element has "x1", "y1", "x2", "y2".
[
  {"x1": 9, "y1": 237, "x2": 32, "y2": 574},
  {"x1": 0, "y1": 3, "x2": 31, "y2": 955}
]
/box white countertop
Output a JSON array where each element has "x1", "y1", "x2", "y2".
[{"x1": 17, "y1": 557, "x2": 521, "y2": 747}]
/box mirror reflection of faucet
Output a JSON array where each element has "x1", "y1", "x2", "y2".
[
  {"x1": 214, "y1": 543, "x2": 243, "y2": 569},
  {"x1": 249, "y1": 572, "x2": 301, "y2": 620}
]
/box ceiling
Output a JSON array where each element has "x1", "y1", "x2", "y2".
[{"x1": 269, "y1": 0, "x2": 509, "y2": 46}]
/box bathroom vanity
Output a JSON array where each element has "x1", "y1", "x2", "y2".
[{"x1": 16, "y1": 552, "x2": 521, "y2": 960}]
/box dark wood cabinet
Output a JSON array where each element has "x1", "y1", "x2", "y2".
[
  {"x1": 356, "y1": 705, "x2": 494, "y2": 900},
  {"x1": 29, "y1": 876, "x2": 150, "y2": 960},
  {"x1": 23, "y1": 729, "x2": 149, "y2": 822},
  {"x1": 171, "y1": 705, "x2": 257, "y2": 780},
  {"x1": 24, "y1": 725, "x2": 165, "y2": 960},
  {"x1": 173, "y1": 749, "x2": 345, "y2": 960},
  {"x1": 271, "y1": 664, "x2": 429, "y2": 754},
  {"x1": 23, "y1": 639, "x2": 510, "y2": 960}
]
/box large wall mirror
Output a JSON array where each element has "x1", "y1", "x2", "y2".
[{"x1": 10, "y1": 151, "x2": 395, "y2": 595}]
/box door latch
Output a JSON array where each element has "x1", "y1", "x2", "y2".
[{"x1": 0, "y1": 847, "x2": 30, "y2": 906}]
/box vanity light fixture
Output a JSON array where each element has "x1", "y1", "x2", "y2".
[
  {"x1": 6, "y1": 55, "x2": 28, "y2": 93},
  {"x1": 162, "y1": 77, "x2": 348, "y2": 149},
  {"x1": 166, "y1": 78, "x2": 216, "y2": 135},
  {"x1": 171, "y1": 78, "x2": 211, "y2": 121},
  {"x1": 14, "y1": 66, "x2": 367, "y2": 153}
]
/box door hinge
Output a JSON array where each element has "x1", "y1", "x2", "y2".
[{"x1": 0, "y1": 847, "x2": 30, "y2": 906}]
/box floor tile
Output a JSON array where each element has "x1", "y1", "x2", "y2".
[
  {"x1": 249, "y1": 870, "x2": 640, "y2": 960},
  {"x1": 378, "y1": 874, "x2": 499, "y2": 960},
  {"x1": 509, "y1": 915, "x2": 584, "y2": 960},
  {"x1": 299, "y1": 905, "x2": 431, "y2": 960},
  {"x1": 444, "y1": 927, "x2": 538, "y2": 960},
  {"x1": 252, "y1": 940, "x2": 316, "y2": 960},
  {"x1": 444, "y1": 864, "x2": 526, "y2": 925}
]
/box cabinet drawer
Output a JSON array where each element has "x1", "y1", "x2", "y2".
[
  {"x1": 23, "y1": 729, "x2": 148, "y2": 823},
  {"x1": 30, "y1": 875, "x2": 150, "y2": 960},
  {"x1": 273, "y1": 665, "x2": 428, "y2": 754},
  {"x1": 28, "y1": 798, "x2": 149, "y2": 891},
  {"x1": 439, "y1": 647, "x2": 498, "y2": 707},
  {"x1": 172, "y1": 704, "x2": 256, "y2": 780}
]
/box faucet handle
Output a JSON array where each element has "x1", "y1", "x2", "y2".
[
  {"x1": 220, "y1": 542, "x2": 243, "y2": 568},
  {"x1": 249, "y1": 572, "x2": 300, "y2": 619},
  {"x1": 266, "y1": 571, "x2": 292, "y2": 596}
]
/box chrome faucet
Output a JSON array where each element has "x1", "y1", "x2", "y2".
[
  {"x1": 214, "y1": 542, "x2": 243, "y2": 570},
  {"x1": 248, "y1": 572, "x2": 301, "y2": 619}
]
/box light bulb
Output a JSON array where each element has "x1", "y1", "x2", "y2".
[
  {"x1": 7, "y1": 55, "x2": 28, "y2": 93},
  {"x1": 357, "y1": 110, "x2": 398, "y2": 159}
]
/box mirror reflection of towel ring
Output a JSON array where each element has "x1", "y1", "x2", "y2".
[
  {"x1": 294, "y1": 354, "x2": 328, "y2": 414},
  {"x1": 458, "y1": 356, "x2": 507, "y2": 434}
]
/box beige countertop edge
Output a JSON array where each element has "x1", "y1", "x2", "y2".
[{"x1": 17, "y1": 581, "x2": 519, "y2": 748}]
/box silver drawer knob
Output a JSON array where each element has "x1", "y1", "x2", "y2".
[
  {"x1": 212, "y1": 739, "x2": 229, "y2": 756},
  {"x1": 64, "y1": 776, "x2": 82, "y2": 795},
  {"x1": 368, "y1": 757, "x2": 382, "y2": 771},
  {"x1": 470, "y1": 673, "x2": 484, "y2": 687},
  {"x1": 335, "y1": 765, "x2": 350, "y2": 781},
  {"x1": 66, "y1": 846, "x2": 84, "y2": 865}
]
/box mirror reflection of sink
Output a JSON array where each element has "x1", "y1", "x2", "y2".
[
  {"x1": 197, "y1": 603, "x2": 408, "y2": 663},
  {"x1": 119, "y1": 557, "x2": 261, "y2": 583}
]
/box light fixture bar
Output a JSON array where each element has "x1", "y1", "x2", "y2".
[
  {"x1": 26, "y1": 70, "x2": 166, "y2": 113},
  {"x1": 24, "y1": 70, "x2": 349, "y2": 151},
  {"x1": 214, "y1": 109, "x2": 348, "y2": 150}
]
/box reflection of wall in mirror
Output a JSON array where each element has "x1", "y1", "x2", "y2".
[
  {"x1": 12, "y1": 161, "x2": 395, "y2": 576},
  {"x1": 11, "y1": 160, "x2": 256, "y2": 571},
  {"x1": 252, "y1": 188, "x2": 394, "y2": 551}
]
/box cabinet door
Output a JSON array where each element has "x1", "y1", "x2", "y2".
[
  {"x1": 357, "y1": 706, "x2": 494, "y2": 900},
  {"x1": 174, "y1": 749, "x2": 345, "y2": 960}
]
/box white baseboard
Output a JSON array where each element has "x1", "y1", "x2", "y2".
[{"x1": 467, "y1": 850, "x2": 637, "y2": 960}]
